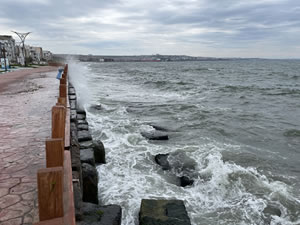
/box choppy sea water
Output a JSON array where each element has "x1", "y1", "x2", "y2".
[{"x1": 69, "y1": 59, "x2": 300, "y2": 225}]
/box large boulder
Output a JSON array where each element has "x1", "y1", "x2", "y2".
[
  {"x1": 155, "y1": 154, "x2": 170, "y2": 170},
  {"x1": 80, "y1": 141, "x2": 94, "y2": 149},
  {"x1": 78, "y1": 130, "x2": 92, "y2": 142},
  {"x1": 72, "y1": 171, "x2": 83, "y2": 221},
  {"x1": 179, "y1": 176, "x2": 194, "y2": 187},
  {"x1": 69, "y1": 95, "x2": 76, "y2": 100},
  {"x1": 78, "y1": 123, "x2": 89, "y2": 131},
  {"x1": 69, "y1": 87, "x2": 76, "y2": 95},
  {"x1": 80, "y1": 148, "x2": 96, "y2": 166},
  {"x1": 77, "y1": 202, "x2": 122, "y2": 225},
  {"x1": 77, "y1": 113, "x2": 86, "y2": 120},
  {"x1": 139, "y1": 199, "x2": 191, "y2": 225},
  {"x1": 78, "y1": 119, "x2": 89, "y2": 125},
  {"x1": 154, "y1": 152, "x2": 196, "y2": 187},
  {"x1": 70, "y1": 99, "x2": 77, "y2": 110},
  {"x1": 141, "y1": 131, "x2": 169, "y2": 140},
  {"x1": 93, "y1": 140, "x2": 106, "y2": 164},
  {"x1": 71, "y1": 110, "x2": 77, "y2": 122},
  {"x1": 150, "y1": 124, "x2": 169, "y2": 131},
  {"x1": 82, "y1": 163, "x2": 98, "y2": 204}
]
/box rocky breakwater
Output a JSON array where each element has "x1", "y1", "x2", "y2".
[
  {"x1": 138, "y1": 125, "x2": 192, "y2": 224},
  {"x1": 68, "y1": 83, "x2": 122, "y2": 225}
]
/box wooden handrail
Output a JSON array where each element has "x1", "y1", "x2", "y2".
[{"x1": 35, "y1": 64, "x2": 75, "y2": 225}]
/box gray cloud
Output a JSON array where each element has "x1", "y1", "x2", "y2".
[{"x1": 0, "y1": 0, "x2": 299, "y2": 57}]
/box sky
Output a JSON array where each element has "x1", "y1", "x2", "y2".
[{"x1": 0, "y1": 0, "x2": 299, "y2": 58}]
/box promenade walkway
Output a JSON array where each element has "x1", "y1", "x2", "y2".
[{"x1": 0, "y1": 67, "x2": 59, "y2": 225}]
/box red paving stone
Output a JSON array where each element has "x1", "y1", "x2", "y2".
[{"x1": 0, "y1": 67, "x2": 59, "y2": 224}]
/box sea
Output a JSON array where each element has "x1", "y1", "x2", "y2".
[{"x1": 69, "y1": 59, "x2": 300, "y2": 225}]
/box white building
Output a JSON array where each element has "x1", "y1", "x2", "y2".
[
  {"x1": 0, "y1": 35, "x2": 17, "y2": 64},
  {"x1": 43, "y1": 50, "x2": 53, "y2": 61}
]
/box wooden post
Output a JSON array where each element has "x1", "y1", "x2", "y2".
[
  {"x1": 37, "y1": 167, "x2": 64, "y2": 221},
  {"x1": 52, "y1": 105, "x2": 66, "y2": 140},
  {"x1": 59, "y1": 84, "x2": 67, "y2": 98},
  {"x1": 46, "y1": 138, "x2": 64, "y2": 168},
  {"x1": 57, "y1": 97, "x2": 66, "y2": 107},
  {"x1": 60, "y1": 77, "x2": 66, "y2": 85}
]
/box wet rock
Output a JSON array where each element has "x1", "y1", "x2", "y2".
[
  {"x1": 69, "y1": 95, "x2": 76, "y2": 100},
  {"x1": 80, "y1": 141, "x2": 94, "y2": 149},
  {"x1": 179, "y1": 176, "x2": 194, "y2": 187},
  {"x1": 77, "y1": 113, "x2": 86, "y2": 120},
  {"x1": 77, "y1": 202, "x2": 122, "y2": 225},
  {"x1": 77, "y1": 109, "x2": 86, "y2": 115},
  {"x1": 155, "y1": 154, "x2": 170, "y2": 170},
  {"x1": 72, "y1": 171, "x2": 83, "y2": 221},
  {"x1": 78, "y1": 130, "x2": 92, "y2": 142},
  {"x1": 71, "y1": 109, "x2": 77, "y2": 122},
  {"x1": 78, "y1": 123, "x2": 89, "y2": 131},
  {"x1": 82, "y1": 163, "x2": 98, "y2": 204},
  {"x1": 93, "y1": 140, "x2": 106, "y2": 164},
  {"x1": 69, "y1": 87, "x2": 76, "y2": 95},
  {"x1": 139, "y1": 199, "x2": 191, "y2": 225},
  {"x1": 90, "y1": 104, "x2": 102, "y2": 111},
  {"x1": 263, "y1": 203, "x2": 281, "y2": 217},
  {"x1": 78, "y1": 119, "x2": 88, "y2": 125},
  {"x1": 150, "y1": 124, "x2": 169, "y2": 131},
  {"x1": 80, "y1": 148, "x2": 95, "y2": 166},
  {"x1": 70, "y1": 100, "x2": 76, "y2": 110},
  {"x1": 141, "y1": 131, "x2": 169, "y2": 140}
]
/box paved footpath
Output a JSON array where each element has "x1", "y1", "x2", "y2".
[{"x1": 0, "y1": 67, "x2": 59, "y2": 225}]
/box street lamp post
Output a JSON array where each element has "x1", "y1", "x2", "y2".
[{"x1": 11, "y1": 31, "x2": 31, "y2": 66}]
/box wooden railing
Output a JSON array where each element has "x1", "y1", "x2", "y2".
[{"x1": 34, "y1": 64, "x2": 75, "y2": 225}]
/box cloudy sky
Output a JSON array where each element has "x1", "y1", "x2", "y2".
[{"x1": 0, "y1": 0, "x2": 299, "y2": 58}]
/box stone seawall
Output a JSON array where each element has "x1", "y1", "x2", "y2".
[{"x1": 68, "y1": 82, "x2": 122, "y2": 225}]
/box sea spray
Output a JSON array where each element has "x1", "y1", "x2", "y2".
[{"x1": 68, "y1": 60, "x2": 92, "y2": 110}]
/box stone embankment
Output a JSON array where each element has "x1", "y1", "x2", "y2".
[{"x1": 68, "y1": 83, "x2": 122, "y2": 225}]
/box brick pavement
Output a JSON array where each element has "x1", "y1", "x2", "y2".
[{"x1": 0, "y1": 67, "x2": 59, "y2": 224}]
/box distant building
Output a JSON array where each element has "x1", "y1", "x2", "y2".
[
  {"x1": 43, "y1": 50, "x2": 53, "y2": 61},
  {"x1": 0, "y1": 35, "x2": 17, "y2": 64},
  {"x1": 28, "y1": 46, "x2": 43, "y2": 64}
]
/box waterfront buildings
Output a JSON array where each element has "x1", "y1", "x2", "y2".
[{"x1": 0, "y1": 34, "x2": 53, "y2": 67}]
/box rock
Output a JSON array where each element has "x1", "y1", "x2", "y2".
[
  {"x1": 141, "y1": 131, "x2": 169, "y2": 140},
  {"x1": 77, "y1": 113, "x2": 86, "y2": 120},
  {"x1": 70, "y1": 100, "x2": 76, "y2": 110},
  {"x1": 69, "y1": 95, "x2": 76, "y2": 100},
  {"x1": 139, "y1": 199, "x2": 191, "y2": 225},
  {"x1": 90, "y1": 104, "x2": 102, "y2": 111},
  {"x1": 150, "y1": 124, "x2": 169, "y2": 131},
  {"x1": 69, "y1": 87, "x2": 76, "y2": 95},
  {"x1": 71, "y1": 110, "x2": 77, "y2": 122},
  {"x1": 77, "y1": 202, "x2": 122, "y2": 225},
  {"x1": 78, "y1": 130, "x2": 92, "y2": 142},
  {"x1": 77, "y1": 109, "x2": 86, "y2": 115},
  {"x1": 93, "y1": 140, "x2": 106, "y2": 164},
  {"x1": 72, "y1": 172, "x2": 83, "y2": 221},
  {"x1": 155, "y1": 154, "x2": 170, "y2": 170},
  {"x1": 82, "y1": 163, "x2": 98, "y2": 204},
  {"x1": 78, "y1": 123, "x2": 89, "y2": 131},
  {"x1": 263, "y1": 203, "x2": 281, "y2": 217},
  {"x1": 80, "y1": 149, "x2": 95, "y2": 166},
  {"x1": 78, "y1": 119, "x2": 88, "y2": 125},
  {"x1": 80, "y1": 141, "x2": 94, "y2": 149},
  {"x1": 179, "y1": 176, "x2": 194, "y2": 187}
]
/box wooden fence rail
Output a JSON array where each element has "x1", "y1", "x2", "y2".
[{"x1": 34, "y1": 64, "x2": 75, "y2": 225}]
